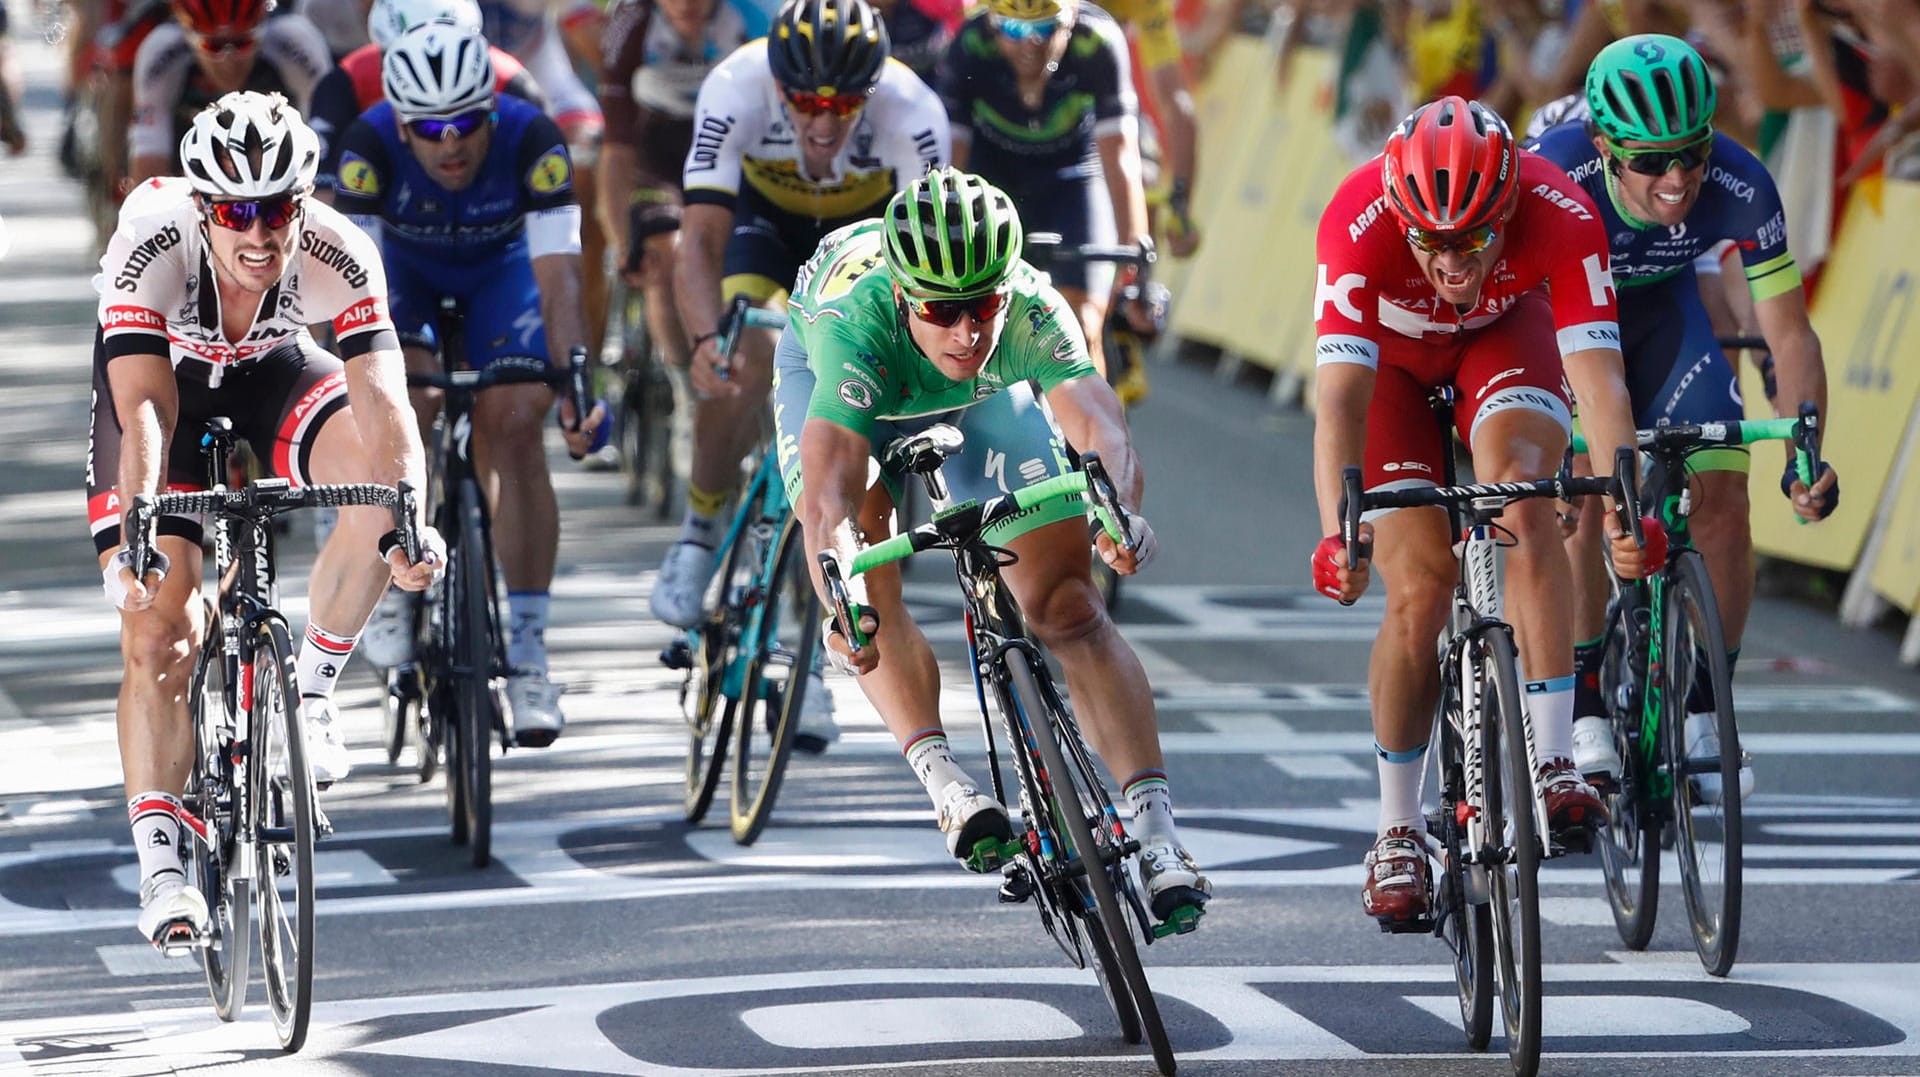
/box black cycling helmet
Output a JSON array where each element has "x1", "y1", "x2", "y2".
[{"x1": 767, "y1": 0, "x2": 889, "y2": 97}]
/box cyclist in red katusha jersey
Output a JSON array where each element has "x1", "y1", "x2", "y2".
[{"x1": 1306, "y1": 96, "x2": 1667, "y2": 929}]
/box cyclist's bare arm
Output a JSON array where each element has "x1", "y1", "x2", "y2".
[
  {"x1": 797, "y1": 416, "x2": 882, "y2": 674},
  {"x1": 1144, "y1": 63, "x2": 1195, "y2": 195},
  {"x1": 1046, "y1": 375, "x2": 1143, "y2": 508},
  {"x1": 1310, "y1": 361, "x2": 1372, "y2": 538},
  {"x1": 1752, "y1": 286, "x2": 1835, "y2": 502},
  {"x1": 949, "y1": 130, "x2": 971, "y2": 171},
  {"x1": 342, "y1": 345, "x2": 427, "y2": 496},
  {"x1": 104, "y1": 352, "x2": 178, "y2": 602},
  {"x1": 531, "y1": 251, "x2": 589, "y2": 364},
  {"x1": 671, "y1": 201, "x2": 735, "y2": 393},
  {"x1": 599, "y1": 140, "x2": 643, "y2": 267},
  {"x1": 1096, "y1": 126, "x2": 1149, "y2": 248}
]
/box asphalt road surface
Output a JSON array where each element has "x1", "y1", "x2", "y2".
[{"x1": 4, "y1": 26, "x2": 1920, "y2": 1077}]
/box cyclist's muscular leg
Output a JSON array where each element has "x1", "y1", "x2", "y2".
[
  {"x1": 642, "y1": 232, "x2": 690, "y2": 369},
  {"x1": 1471, "y1": 409, "x2": 1575, "y2": 688},
  {"x1": 1686, "y1": 467, "x2": 1754, "y2": 647},
  {"x1": 471, "y1": 383, "x2": 561, "y2": 595},
  {"x1": 107, "y1": 535, "x2": 206, "y2": 799},
  {"x1": 688, "y1": 323, "x2": 775, "y2": 497},
  {"x1": 1368, "y1": 505, "x2": 1454, "y2": 756},
  {"x1": 999, "y1": 515, "x2": 1159, "y2": 777}
]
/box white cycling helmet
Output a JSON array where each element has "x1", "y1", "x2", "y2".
[
  {"x1": 382, "y1": 22, "x2": 496, "y2": 119},
  {"x1": 367, "y1": 0, "x2": 482, "y2": 50},
  {"x1": 178, "y1": 91, "x2": 320, "y2": 198}
]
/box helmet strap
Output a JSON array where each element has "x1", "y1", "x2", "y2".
[{"x1": 1600, "y1": 155, "x2": 1658, "y2": 232}]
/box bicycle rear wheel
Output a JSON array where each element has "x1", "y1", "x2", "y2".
[
  {"x1": 454, "y1": 492, "x2": 496, "y2": 868},
  {"x1": 730, "y1": 514, "x2": 820, "y2": 844},
  {"x1": 188, "y1": 599, "x2": 249, "y2": 1021},
  {"x1": 684, "y1": 512, "x2": 760, "y2": 823},
  {"x1": 250, "y1": 619, "x2": 315, "y2": 1052},
  {"x1": 1007, "y1": 656, "x2": 1175, "y2": 1075},
  {"x1": 1479, "y1": 631, "x2": 1541, "y2": 1077},
  {"x1": 1664, "y1": 549, "x2": 1741, "y2": 976},
  {"x1": 1596, "y1": 589, "x2": 1660, "y2": 950}
]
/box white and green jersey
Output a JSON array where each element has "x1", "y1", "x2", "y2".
[{"x1": 784, "y1": 220, "x2": 1099, "y2": 436}]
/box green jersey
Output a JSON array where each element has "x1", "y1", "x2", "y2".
[{"x1": 784, "y1": 219, "x2": 1098, "y2": 436}]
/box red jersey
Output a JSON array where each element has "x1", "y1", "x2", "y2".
[
  {"x1": 1313, "y1": 150, "x2": 1621, "y2": 383},
  {"x1": 338, "y1": 41, "x2": 531, "y2": 109}
]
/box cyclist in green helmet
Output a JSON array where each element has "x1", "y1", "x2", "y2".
[
  {"x1": 1528, "y1": 34, "x2": 1839, "y2": 800},
  {"x1": 775, "y1": 167, "x2": 1212, "y2": 924}
]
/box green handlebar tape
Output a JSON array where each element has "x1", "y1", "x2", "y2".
[
  {"x1": 743, "y1": 309, "x2": 790, "y2": 331},
  {"x1": 1569, "y1": 416, "x2": 1802, "y2": 455},
  {"x1": 846, "y1": 472, "x2": 1112, "y2": 575},
  {"x1": 850, "y1": 534, "x2": 912, "y2": 574}
]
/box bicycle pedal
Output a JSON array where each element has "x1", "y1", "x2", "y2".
[
  {"x1": 1378, "y1": 914, "x2": 1435, "y2": 935},
  {"x1": 314, "y1": 805, "x2": 335, "y2": 841},
  {"x1": 963, "y1": 836, "x2": 1022, "y2": 875},
  {"x1": 1150, "y1": 903, "x2": 1204, "y2": 938},
  {"x1": 151, "y1": 920, "x2": 206, "y2": 955},
  {"x1": 1549, "y1": 824, "x2": 1596, "y2": 858},
  {"x1": 659, "y1": 640, "x2": 693, "y2": 671},
  {"x1": 998, "y1": 863, "x2": 1035, "y2": 904}
]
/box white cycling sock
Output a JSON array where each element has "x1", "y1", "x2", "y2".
[
  {"x1": 1376, "y1": 743, "x2": 1427, "y2": 833},
  {"x1": 904, "y1": 729, "x2": 972, "y2": 803},
  {"x1": 507, "y1": 591, "x2": 550, "y2": 670},
  {"x1": 128, "y1": 791, "x2": 187, "y2": 885},
  {"x1": 1525, "y1": 676, "x2": 1576, "y2": 765},
  {"x1": 678, "y1": 511, "x2": 722, "y2": 549},
  {"x1": 296, "y1": 624, "x2": 357, "y2": 699},
  {"x1": 1122, "y1": 770, "x2": 1177, "y2": 845}
]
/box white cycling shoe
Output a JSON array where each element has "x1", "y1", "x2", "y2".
[
  {"x1": 793, "y1": 672, "x2": 838, "y2": 754},
  {"x1": 359, "y1": 589, "x2": 416, "y2": 669},
  {"x1": 1685, "y1": 712, "x2": 1755, "y2": 804},
  {"x1": 137, "y1": 872, "x2": 209, "y2": 949},
  {"x1": 507, "y1": 667, "x2": 566, "y2": 748},
  {"x1": 1571, "y1": 715, "x2": 1623, "y2": 783},
  {"x1": 936, "y1": 780, "x2": 1015, "y2": 871},
  {"x1": 302, "y1": 696, "x2": 352, "y2": 787},
  {"x1": 650, "y1": 542, "x2": 717, "y2": 629}
]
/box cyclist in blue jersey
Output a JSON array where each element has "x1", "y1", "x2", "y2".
[
  {"x1": 1527, "y1": 35, "x2": 1841, "y2": 802},
  {"x1": 331, "y1": 22, "x2": 604, "y2": 745}
]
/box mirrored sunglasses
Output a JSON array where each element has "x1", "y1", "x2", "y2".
[
  {"x1": 783, "y1": 89, "x2": 867, "y2": 118},
  {"x1": 991, "y1": 13, "x2": 1062, "y2": 40},
  {"x1": 187, "y1": 27, "x2": 263, "y2": 53},
  {"x1": 906, "y1": 290, "x2": 1009, "y2": 327},
  {"x1": 405, "y1": 109, "x2": 493, "y2": 141},
  {"x1": 1405, "y1": 223, "x2": 1498, "y2": 257},
  {"x1": 202, "y1": 194, "x2": 301, "y2": 232},
  {"x1": 1608, "y1": 132, "x2": 1714, "y2": 176}
]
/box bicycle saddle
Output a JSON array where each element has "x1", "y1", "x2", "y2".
[{"x1": 883, "y1": 425, "x2": 965, "y2": 476}]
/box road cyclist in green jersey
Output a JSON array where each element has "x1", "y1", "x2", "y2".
[{"x1": 776, "y1": 166, "x2": 1211, "y2": 922}]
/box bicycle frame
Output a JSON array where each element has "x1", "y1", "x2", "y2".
[{"x1": 688, "y1": 451, "x2": 794, "y2": 701}]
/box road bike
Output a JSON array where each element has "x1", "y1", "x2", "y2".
[
  {"x1": 383, "y1": 298, "x2": 589, "y2": 867},
  {"x1": 660, "y1": 296, "x2": 824, "y2": 845},
  {"x1": 1338, "y1": 399, "x2": 1637, "y2": 1077},
  {"x1": 1574, "y1": 403, "x2": 1821, "y2": 976},
  {"x1": 822, "y1": 428, "x2": 1191, "y2": 1076},
  {"x1": 605, "y1": 247, "x2": 683, "y2": 517},
  {"x1": 124, "y1": 418, "x2": 421, "y2": 1051}
]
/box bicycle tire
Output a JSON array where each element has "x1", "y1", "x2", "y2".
[
  {"x1": 249, "y1": 619, "x2": 315, "y2": 1052},
  {"x1": 1008, "y1": 657, "x2": 1175, "y2": 1076},
  {"x1": 1664, "y1": 549, "x2": 1742, "y2": 976},
  {"x1": 1596, "y1": 590, "x2": 1660, "y2": 950},
  {"x1": 1480, "y1": 631, "x2": 1541, "y2": 1077},
  {"x1": 455, "y1": 491, "x2": 495, "y2": 868},
  {"x1": 730, "y1": 514, "x2": 820, "y2": 844},
  {"x1": 188, "y1": 598, "x2": 249, "y2": 1021},
  {"x1": 1435, "y1": 688, "x2": 1494, "y2": 1051},
  {"x1": 684, "y1": 512, "x2": 760, "y2": 822}
]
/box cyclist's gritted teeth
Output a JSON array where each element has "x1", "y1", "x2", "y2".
[{"x1": 237, "y1": 247, "x2": 278, "y2": 271}]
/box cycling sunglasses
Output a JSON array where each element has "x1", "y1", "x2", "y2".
[
  {"x1": 905, "y1": 289, "x2": 1010, "y2": 327},
  {"x1": 1405, "y1": 223, "x2": 1497, "y2": 257},
  {"x1": 186, "y1": 27, "x2": 262, "y2": 53},
  {"x1": 1607, "y1": 132, "x2": 1714, "y2": 176},
  {"x1": 783, "y1": 89, "x2": 867, "y2": 118},
  {"x1": 202, "y1": 194, "x2": 302, "y2": 232},
  {"x1": 404, "y1": 109, "x2": 494, "y2": 142},
  {"x1": 991, "y1": 13, "x2": 1063, "y2": 41}
]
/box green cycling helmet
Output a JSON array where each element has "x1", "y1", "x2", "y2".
[
  {"x1": 1586, "y1": 34, "x2": 1716, "y2": 143},
  {"x1": 882, "y1": 167, "x2": 1023, "y2": 299}
]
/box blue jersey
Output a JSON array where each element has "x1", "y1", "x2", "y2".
[
  {"x1": 1525, "y1": 123, "x2": 1801, "y2": 302},
  {"x1": 331, "y1": 94, "x2": 578, "y2": 266}
]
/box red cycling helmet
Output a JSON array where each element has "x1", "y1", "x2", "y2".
[
  {"x1": 1380, "y1": 96, "x2": 1521, "y2": 236},
  {"x1": 172, "y1": 0, "x2": 270, "y2": 35}
]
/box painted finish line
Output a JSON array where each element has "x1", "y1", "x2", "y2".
[{"x1": 2, "y1": 963, "x2": 1915, "y2": 1073}]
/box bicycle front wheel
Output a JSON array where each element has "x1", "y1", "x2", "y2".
[
  {"x1": 454, "y1": 492, "x2": 495, "y2": 868},
  {"x1": 1664, "y1": 549, "x2": 1742, "y2": 976},
  {"x1": 1434, "y1": 689, "x2": 1493, "y2": 1051},
  {"x1": 730, "y1": 514, "x2": 820, "y2": 845},
  {"x1": 189, "y1": 598, "x2": 249, "y2": 1021},
  {"x1": 1007, "y1": 657, "x2": 1175, "y2": 1076},
  {"x1": 1479, "y1": 630, "x2": 1541, "y2": 1077},
  {"x1": 1596, "y1": 589, "x2": 1659, "y2": 950},
  {"x1": 250, "y1": 619, "x2": 315, "y2": 1051}
]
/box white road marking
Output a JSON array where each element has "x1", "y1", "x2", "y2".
[{"x1": 741, "y1": 997, "x2": 1084, "y2": 1047}]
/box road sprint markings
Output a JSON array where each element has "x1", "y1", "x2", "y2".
[{"x1": 2, "y1": 962, "x2": 1917, "y2": 1072}]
